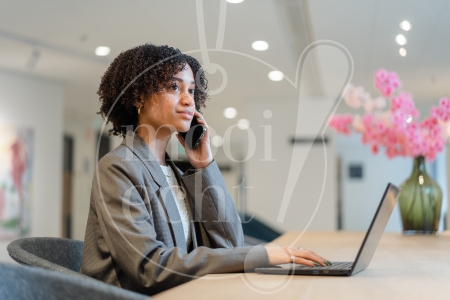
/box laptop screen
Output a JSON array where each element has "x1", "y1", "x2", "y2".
[{"x1": 351, "y1": 183, "x2": 401, "y2": 275}]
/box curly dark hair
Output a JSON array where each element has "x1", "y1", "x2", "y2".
[{"x1": 97, "y1": 43, "x2": 209, "y2": 137}]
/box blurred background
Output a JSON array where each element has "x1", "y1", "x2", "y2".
[{"x1": 0, "y1": 0, "x2": 449, "y2": 261}]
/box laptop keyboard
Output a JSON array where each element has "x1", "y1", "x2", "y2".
[{"x1": 292, "y1": 262, "x2": 353, "y2": 270}]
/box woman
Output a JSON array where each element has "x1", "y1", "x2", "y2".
[{"x1": 80, "y1": 44, "x2": 329, "y2": 295}]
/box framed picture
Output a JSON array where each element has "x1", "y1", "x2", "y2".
[{"x1": 0, "y1": 125, "x2": 34, "y2": 239}]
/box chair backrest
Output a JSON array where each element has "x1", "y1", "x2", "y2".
[
  {"x1": 0, "y1": 262, "x2": 148, "y2": 300},
  {"x1": 7, "y1": 237, "x2": 91, "y2": 280}
]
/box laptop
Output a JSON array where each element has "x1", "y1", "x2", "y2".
[{"x1": 255, "y1": 182, "x2": 401, "y2": 276}]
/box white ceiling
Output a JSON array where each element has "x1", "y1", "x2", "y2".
[
  {"x1": 0, "y1": 0, "x2": 449, "y2": 134},
  {"x1": 309, "y1": 0, "x2": 450, "y2": 103}
]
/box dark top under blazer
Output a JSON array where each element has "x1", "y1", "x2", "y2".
[{"x1": 80, "y1": 133, "x2": 269, "y2": 295}]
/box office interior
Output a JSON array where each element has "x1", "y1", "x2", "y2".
[{"x1": 0, "y1": 0, "x2": 449, "y2": 289}]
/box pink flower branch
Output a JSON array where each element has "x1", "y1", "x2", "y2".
[{"x1": 329, "y1": 69, "x2": 450, "y2": 161}]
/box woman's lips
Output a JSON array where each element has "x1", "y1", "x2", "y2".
[{"x1": 177, "y1": 111, "x2": 193, "y2": 120}]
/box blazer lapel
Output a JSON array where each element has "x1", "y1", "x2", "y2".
[
  {"x1": 121, "y1": 133, "x2": 166, "y2": 187},
  {"x1": 122, "y1": 134, "x2": 187, "y2": 252},
  {"x1": 157, "y1": 183, "x2": 187, "y2": 252},
  {"x1": 166, "y1": 154, "x2": 198, "y2": 250}
]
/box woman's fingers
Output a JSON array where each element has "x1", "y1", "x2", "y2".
[
  {"x1": 292, "y1": 256, "x2": 316, "y2": 267},
  {"x1": 266, "y1": 245, "x2": 331, "y2": 266},
  {"x1": 286, "y1": 246, "x2": 329, "y2": 266},
  {"x1": 192, "y1": 111, "x2": 209, "y2": 148},
  {"x1": 193, "y1": 110, "x2": 205, "y2": 125},
  {"x1": 296, "y1": 249, "x2": 328, "y2": 266},
  {"x1": 181, "y1": 110, "x2": 213, "y2": 169},
  {"x1": 193, "y1": 110, "x2": 204, "y2": 122}
]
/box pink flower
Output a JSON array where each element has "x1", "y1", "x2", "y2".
[
  {"x1": 378, "y1": 111, "x2": 392, "y2": 126},
  {"x1": 440, "y1": 97, "x2": 450, "y2": 110},
  {"x1": 386, "y1": 131, "x2": 398, "y2": 144},
  {"x1": 352, "y1": 114, "x2": 366, "y2": 132},
  {"x1": 371, "y1": 144, "x2": 379, "y2": 154},
  {"x1": 362, "y1": 114, "x2": 374, "y2": 126},
  {"x1": 329, "y1": 114, "x2": 353, "y2": 135},
  {"x1": 433, "y1": 138, "x2": 445, "y2": 152},
  {"x1": 343, "y1": 84, "x2": 369, "y2": 108},
  {"x1": 386, "y1": 147, "x2": 396, "y2": 158},
  {"x1": 430, "y1": 107, "x2": 442, "y2": 119},
  {"x1": 391, "y1": 92, "x2": 419, "y2": 117},
  {"x1": 392, "y1": 111, "x2": 407, "y2": 130},
  {"x1": 420, "y1": 117, "x2": 442, "y2": 138},
  {"x1": 374, "y1": 69, "x2": 402, "y2": 98},
  {"x1": 373, "y1": 97, "x2": 387, "y2": 110},
  {"x1": 363, "y1": 99, "x2": 374, "y2": 113},
  {"x1": 426, "y1": 149, "x2": 437, "y2": 161},
  {"x1": 430, "y1": 97, "x2": 450, "y2": 122}
]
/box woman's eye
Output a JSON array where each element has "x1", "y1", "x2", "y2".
[
  {"x1": 170, "y1": 84, "x2": 179, "y2": 91},
  {"x1": 189, "y1": 89, "x2": 195, "y2": 95}
]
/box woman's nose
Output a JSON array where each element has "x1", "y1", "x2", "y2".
[{"x1": 181, "y1": 90, "x2": 195, "y2": 107}]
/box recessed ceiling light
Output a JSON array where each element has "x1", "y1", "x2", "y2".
[
  {"x1": 211, "y1": 136, "x2": 224, "y2": 147},
  {"x1": 400, "y1": 21, "x2": 411, "y2": 31},
  {"x1": 223, "y1": 107, "x2": 237, "y2": 119},
  {"x1": 95, "y1": 46, "x2": 111, "y2": 56},
  {"x1": 395, "y1": 34, "x2": 407, "y2": 46},
  {"x1": 252, "y1": 41, "x2": 269, "y2": 51},
  {"x1": 237, "y1": 119, "x2": 250, "y2": 130},
  {"x1": 399, "y1": 48, "x2": 407, "y2": 57},
  {"x1": 226, "y1": 0, "x2": 244, "y2": 3},
  {"x1": 268, "y1": 70, "x2": 284, "y2": 81}
]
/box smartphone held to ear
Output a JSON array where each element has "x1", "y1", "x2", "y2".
[{"x1": 179, "y1": 117, "x2": 206, "y2": 150}]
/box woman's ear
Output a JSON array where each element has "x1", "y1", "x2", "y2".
[
  {"x1": 136, "y1": 93, "x2": 146, "y2": 109},
  {"x1": 139, "y1": 93, "x2": 145, "y2": 104}
]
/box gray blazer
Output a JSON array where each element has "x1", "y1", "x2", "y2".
[{"x1": 80, "y1": 134, "x2": 269, "y2": 295}]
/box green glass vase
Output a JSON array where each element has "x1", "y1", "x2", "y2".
[{"x1": 398, "y1": 156, "x2": 442, "y2": 235}]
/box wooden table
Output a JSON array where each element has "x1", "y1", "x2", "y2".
[{"x1": 153, "y1": 231, "x2": 450, "y2": 299}]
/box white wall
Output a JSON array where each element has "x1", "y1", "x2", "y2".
[
  {"x1": 0, "y1": 69, "x2": 64, "y2": 261},
  {"x1": 245, "y1": 97, "x2": 337, "y2": 233}
]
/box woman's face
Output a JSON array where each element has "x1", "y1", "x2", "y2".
[{"x1": 139, "y1": 63, "x2": 196, "y2": 135}]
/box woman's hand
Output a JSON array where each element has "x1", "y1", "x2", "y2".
[
  {"x1": 177, "y1": 110, "x2": 213, "y2": 169},
  {"x1": 264, "y1": 245, "x2": 331, "y2": 267}
]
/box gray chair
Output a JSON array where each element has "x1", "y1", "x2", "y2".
[
  {"x1": 7, "y1": 237, "x2": 92, "y2": 280},
  {"x1": 0, "y1": 262, "x2": 147, "y2": 300}
]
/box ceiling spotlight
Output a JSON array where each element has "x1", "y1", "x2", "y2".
[
  {"x1": 237, "y1": 119, "x2": 250, "y2": 130},
  {"x1": 395, "y1": 34, "x2": 407, "y2": 46},
  {"x1": 211, "y1": 136, "x2": 224, "y2": 147},
  {"x1": 399, "y1": 48, "x2": 407, "y2": 57},
  {"x1": 226, "y1": 0, "x2": 244, "y2": 3},
  {"x1": 252, "y1": 41, "x2": 269, "y2": 51},
  {"x1": 268, "y1": 70, "x2": 284, "y2": 81},
  {"x1": 95, "y1": 46, "x2": 111, "y2": 56},
  {"x1": 223, "y1": 107, "x2": 237, "y2": 119},
  {"x1": 400, "y1": 21, "x2": 411, "y2": 31}
]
